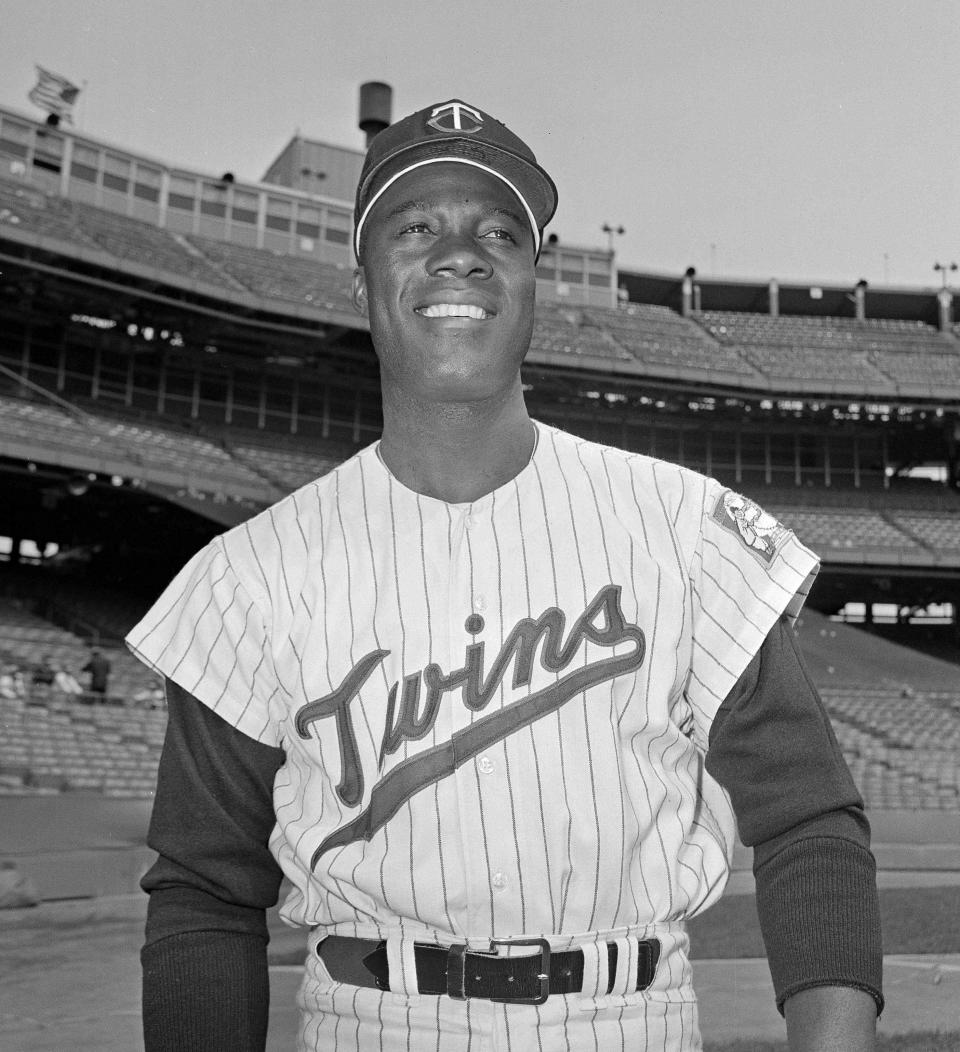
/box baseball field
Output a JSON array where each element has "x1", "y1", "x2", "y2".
[
  {"x1": 2, "y1": 613, "x2": 959, "y2": 1049},
  {"x1": 1, "y1": 842, "x2": 957, "y2": 1050}
]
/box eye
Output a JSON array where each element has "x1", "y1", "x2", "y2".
[
  {"x1": 481, "y1": 227, "x2": 517, "y2": 243},
  {"x1": 398, "y1": 221, "x2": 432, "y2": 235}
]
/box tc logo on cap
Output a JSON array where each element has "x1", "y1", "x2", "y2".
[{"x1": 427, "y1": 101, "x2": 483, "y2": 134}]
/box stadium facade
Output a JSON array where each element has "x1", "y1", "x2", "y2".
[{"x1": 0, "y1": 99, "x2": 957, "y2": 644}]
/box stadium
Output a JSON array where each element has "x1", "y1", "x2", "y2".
[{"x1": 0, "y1": 82, "x2": 958, "y2": 1050}]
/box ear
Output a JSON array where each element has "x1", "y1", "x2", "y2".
[{"x1": 352, "y1": 267, "x2": 368, "y2": 317}]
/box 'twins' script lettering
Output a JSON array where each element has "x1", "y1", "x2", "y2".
[{"x1": 295, "y1": 584, "x2": 645, "y2": 865}]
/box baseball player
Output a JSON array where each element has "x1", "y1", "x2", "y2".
[{"x1": 128, "y1": 99, "x2": 883, "y2": 1051}]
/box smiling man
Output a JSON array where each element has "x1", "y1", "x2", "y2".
[
  {"x1": 128, "y1": 100, "x2": 883, "y2": 1051},
  {"x1": 360, "y1": 166, "x2": 531, "y2": 397}
]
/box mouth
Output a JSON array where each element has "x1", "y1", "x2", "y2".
[{"x1": 415, "y1": 303, "x2": 493, "y2": 320}]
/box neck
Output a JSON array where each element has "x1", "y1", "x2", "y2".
[{"x1": 378, "y1": 384, "x2": 534, "y2": 503}]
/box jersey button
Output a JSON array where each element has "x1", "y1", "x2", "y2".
[
  {"x1": 474, "y1": 595, "x2": 487, "y2": 612},
  {"x1": 492, "y1": 871, "x2": 508, "y2": 890},
  {"x1": 477, "y1": 755, "x2": 495, "y2": 775}
]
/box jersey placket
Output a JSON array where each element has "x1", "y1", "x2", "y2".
[{"x1": 445, "y1": 502, "x2": 518, "y2": 939}]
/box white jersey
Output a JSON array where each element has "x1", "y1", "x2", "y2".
[{"x1": 127, "y1": 420, "x2": 818, "y2": 1047}]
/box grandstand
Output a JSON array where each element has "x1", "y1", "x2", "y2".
[
  {"x1": 0, "y1": 691, "x2": 164, "y2": 798},
  {"x1": 2, "y1": 597, "x2": 957, "y2": 813},
  {"x1": 0, "y1": 99, "x2": 958, "y2": 845},
  {"x1": 693, "y1": 309, "x2": 960, "y2": 396},
  {"x1": 0, "y1": 589, "x2": 163, "y2": 798}
]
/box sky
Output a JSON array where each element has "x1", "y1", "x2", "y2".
[{"x1": 2, "y1": 0, "x2": 958, "y2": 289}]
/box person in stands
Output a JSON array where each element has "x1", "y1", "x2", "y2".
[{"x1": 82, "y1": 648, "x2": 112, "y2": 700}]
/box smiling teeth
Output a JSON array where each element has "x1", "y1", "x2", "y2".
[{"x1": 418, "y1": 304, "x2": 490, "y2": 319}]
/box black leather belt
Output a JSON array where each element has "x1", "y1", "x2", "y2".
[{"x1": 318, "y1": 935, "x2": 660, "y2": 1005}]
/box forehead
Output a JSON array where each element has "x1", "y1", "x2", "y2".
[{"x1": 367, "y1": 162, "x2": 528, "y2": 227}]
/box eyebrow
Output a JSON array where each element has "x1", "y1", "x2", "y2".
[
  {"x1": 384, "y1": 199, "x2": 428, "y2": 220},
  {"x1": 489, "y1": 205, "x2": 527, "y2": 228},
  {"x1": 384, "y1": 200, "x2": 527, "y2": 229}
]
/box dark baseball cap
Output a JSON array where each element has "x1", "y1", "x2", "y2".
[{"x1": 353, "y1": 98, "x2": 558, "y2": 260}]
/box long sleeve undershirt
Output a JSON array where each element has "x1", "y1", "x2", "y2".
[{"x1": 139, "y1": 615, "x2": 883, "y2": 1050}]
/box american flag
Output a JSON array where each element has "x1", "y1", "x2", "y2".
[{"x1": 28, "y1": 66, "x2": 81, "y2": 123}]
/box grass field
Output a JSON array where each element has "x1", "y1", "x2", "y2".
[
  {"x1": 264, "y1": 884, "x2": 960, "y2": 1049},
  {"x1": 688, "y1": 885, "x2": 960, "y2": 959},
  {"x1": 706, "y1": 1034, "x2": 960, "y2": 1052},
  {"x1": 268, "y1": 884, "x2": 960, "y2": 965},
  {"x1": 694, "y1": 885, "x2": 960, "y2": 1051}
]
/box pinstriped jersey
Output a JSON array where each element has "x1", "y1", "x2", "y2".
[{"x1": 127, "y1": 421, "x2": 818, "y2": 946}]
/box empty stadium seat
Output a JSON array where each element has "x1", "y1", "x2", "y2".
[
  {"x1": 186, "y1": 236, "x2": 356, "y2": 313},
  {"x1": 692, "y1": 310, "x2": 960, "y2": 394},
  {"x1": 71, "y1": 202, "x2": 230, "y2": 288},
  {"x1": 0, "y1": 174, "x2": 93, "y2": 245},
  {"x1": 769, "y1": 507, "x2": 922, "y2": 554},
  {"x1": 529, "y1": 303, "x2": 631, "y2": 362},
  {"x1": 0, "y1": 394, "x2": 275, "y2": 500},
  {"x1": 819, "y1": 686, "x2": 960, "y2": 810},
  {"x1": 584, "y1": 304, "x2": 755, "y2": 375}
]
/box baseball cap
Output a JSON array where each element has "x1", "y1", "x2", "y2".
[{"x1": 353, "y1": 99, "x2": 558, "y2": 260}]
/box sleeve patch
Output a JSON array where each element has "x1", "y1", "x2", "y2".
[{"x1": 711, "y1": 491, "x2": 789, "y2": 564}]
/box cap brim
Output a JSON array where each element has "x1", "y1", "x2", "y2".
[{"x1": 355, "y1": 138, "x2": 557, "y2": 260}]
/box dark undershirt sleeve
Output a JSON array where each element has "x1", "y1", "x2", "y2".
[
  {"x1": 140, "y1": 679, "x2": 286, "y2": 1052},
  {"x1": 705, "y1": 616, "x2": 884, "y2": 1016}
]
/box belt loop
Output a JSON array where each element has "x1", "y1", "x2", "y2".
[
  {"x1": 578, "y1": 937, "x2": 608, "y2": 1000},
  {"x1": 446, "y1": 943, "x2": 468, "y2": 1000},
  {"x1": 609, "y1": 936, "x2": 637, "y2": 996},
  {"x1": 386, "y1": 931, "x2": 421, "y2": 1001}
]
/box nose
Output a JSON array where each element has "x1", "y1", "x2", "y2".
[{"x1": 426, "y1": 229, "x2": 493, "y2": 279}]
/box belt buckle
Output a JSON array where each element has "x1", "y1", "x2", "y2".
[{"x1": 488, "y1": 936, "x2": 551, "y2": 1006}]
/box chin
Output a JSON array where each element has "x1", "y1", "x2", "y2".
[{"x1": 417, "y1": 368, "x2": 513, "y2": 405}]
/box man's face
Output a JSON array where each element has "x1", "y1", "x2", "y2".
[{"x1": 353, "y1": 162, "x2": 537, "y2": 405}]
